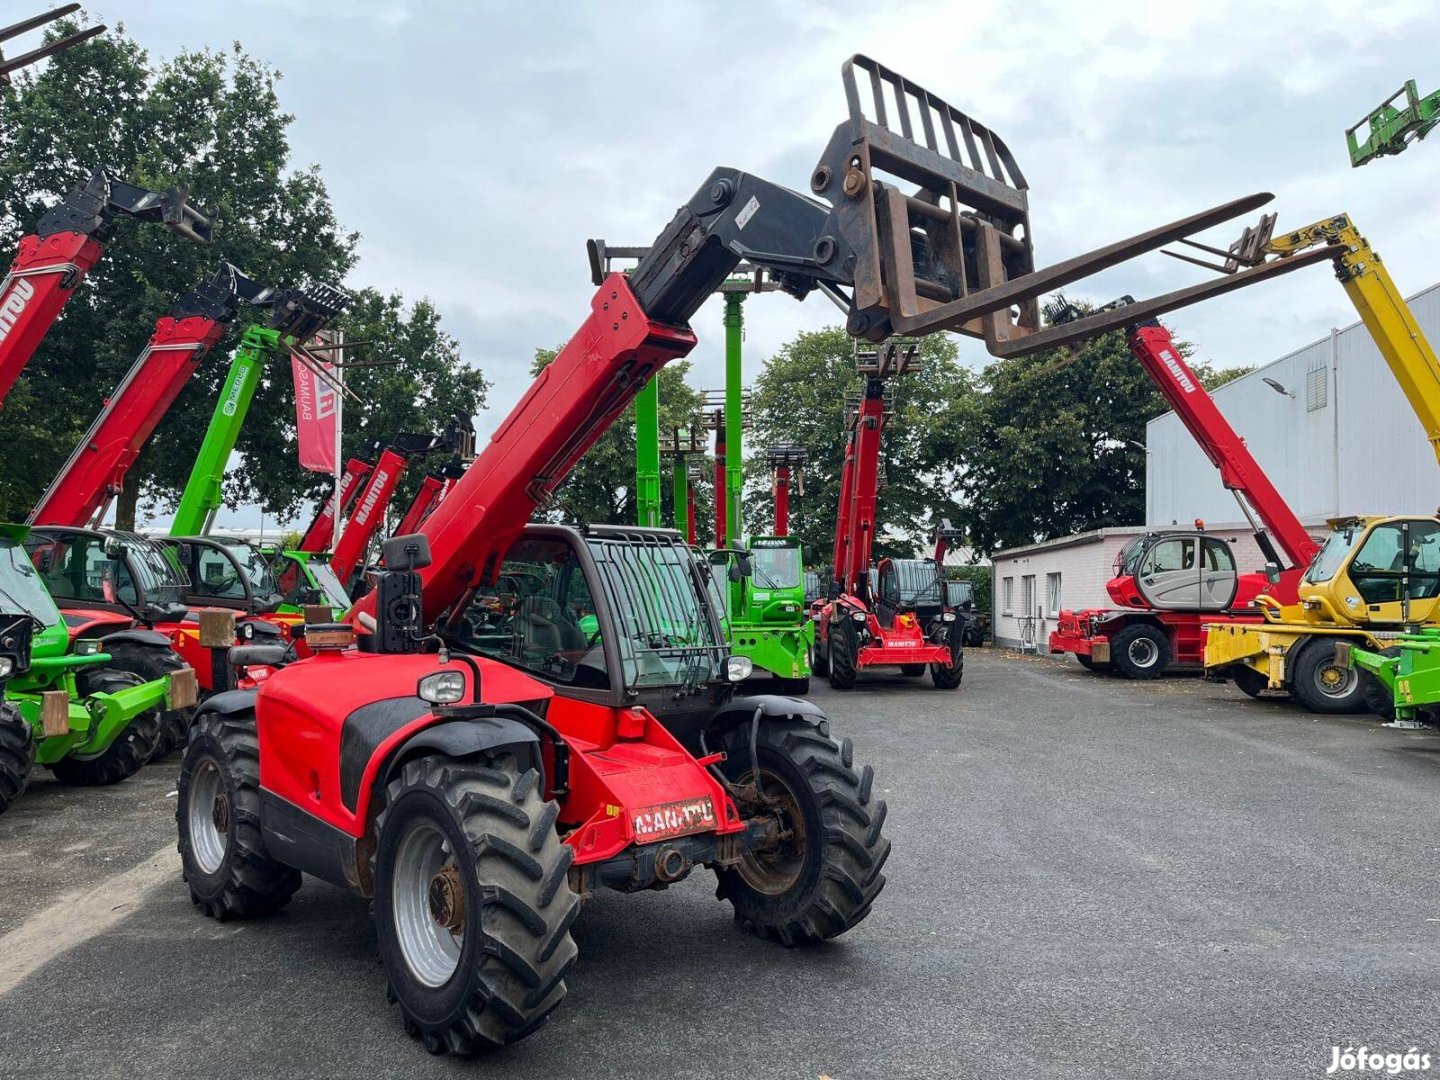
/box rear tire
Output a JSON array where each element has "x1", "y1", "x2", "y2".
[
  {"x1": 1289, "y1": 639, "x2": 1366, "y2": 714},
  {"x1": 1359, "y1": 647, "x2": 1400, "y2": 720},
  {"x1": 827, "y1": 618, "x2": 857, "y2": 691},
  {"x1": 373, "y1": 755, "x2": 579, "y2": 1056},
  {"x1": 1231, "y1": 664, "x2": 1270, "y2": 699},
  {"x1": 1075, "y1": 654, "x2": 1111, "y2": 673},
  {"x1": 929, "y1": 626, "x2": 964, "y2": 690},
  {"x1": 714, "y1": 717, "x2": 889, "y2": 944},
  {"x1": 0, "y1": 703, "x2": 35, "y2": 815},
  {"x1": 900, "y1": 664, "x2": 926, "y2": 677},
  {"x1": 101, "y1": 640, "x2": 194, "y2": 761},
  {"x1": 810, "y1": 637, "x2": 829, "y2": 678},
  {"x1": 772, "y1": 676, "x2": 811, "y2": 695},
  {"x1": 177, "y1": 708, "x2": 300, "y2": 920},
  {"x1": 1110, "y1": 624, "x2": 1170, "y2": 680},
  {"x1": 48, "y1": 667, "x2": 161, "y2": 786}
]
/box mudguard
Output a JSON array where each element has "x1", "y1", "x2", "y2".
[
  {"x1": 707, "y1": 693, "x2": 828, "y2": 741},
  {"x1": 198, "y1": 688, "x2": 260, "y2": 716},
  {"x1": 98, "y1": 628, "x2": 175, "y2": 650},
  {"x1": 378, "y1": 716, "x2": 542, "y2": 796}
]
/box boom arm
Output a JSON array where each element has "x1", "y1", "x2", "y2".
[
  {"x1": 297, "y1": 455, "x2": 373, "y2": 553},
  {"x1": 28, "y1": 265, "x2": 273, "y2": 528},
  {"x1": 0, "y1": 168, "x2": 211, "y2": 407}
]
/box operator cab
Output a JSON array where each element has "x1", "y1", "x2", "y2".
[
  {"x1": 272, "y1": 550, "x2": 352, "y2": 614},
  {"x1": 442, "y1": 523, "x2": 740, "y2": 751},
  {"x1": 874, "y1": 557, "x2": 945, "y2": 627},
  {"x1": 1301, "y1": 515, "x2": 1440, "y2": 624},
  {"x1": 26, "y1": 526, "x2": 191, "y2": 624},
  {"x1": 1108, "y1": 530, "x2": 1238, "y2": 612},
  {"x1": 159, "y1": 536, "x2": 285, "y2": 614}
]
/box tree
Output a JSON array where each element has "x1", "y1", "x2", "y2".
[
  {"x1": 528, "y1": 347, "x2": 703, "y2": 528},
  {"x1": 0, "y1": 28, "x2": 480, "y2": 532},
  {"x1": 954, "y1": 318, "x2": 1253, "y2": 555},
  {"x1": 745, "y1": 327, "x2": 975, "y2": 568}
]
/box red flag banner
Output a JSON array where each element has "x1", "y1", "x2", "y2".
[{"x1": 291, "y1": 349, "x2": 338, "y2": 473}]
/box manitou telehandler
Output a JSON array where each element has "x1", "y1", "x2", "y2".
[
  {"x1": 811, "y1": 341, "x2": 966, "y2": 690},
  {"x1": 0, "y1": 167, "x2": 210, "y2": 407},
  {"x1": 1, "y1": 525, "x2": 196, "y2": 812},
  {"x1": 173, "y1": 54, "x2": 1297, "y2": 1055},
  {"x1": 1043, "y1": 302, "x2": 1321, "y2": 683}
]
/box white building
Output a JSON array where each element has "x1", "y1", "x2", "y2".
[{"x1": 990, "y1": 283, "x2": 1440, "y2": 650}]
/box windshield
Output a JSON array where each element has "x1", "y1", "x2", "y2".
[
  {"x1": 1116, "y1": 537, "x2": 1147, "y2": 577},
  {"x1": 0, "y1": 537, "x2": 60, "y2": 624},
  {"x1": 305, "y1": 558, "x2": 352, "y2": 610},
  {"x1": 276, "y1": 554, "x2": 351, "y2": 611},
  {"x1": 1307, "y1": 524, "x2": 1362, "y2": 584},
  {"x1": 890, "y1": 558, "x2": 943, "y2": 608},
  {"x1": 116, "y1": 532, "x2": 190, "y2": 606},
  {"x1": 589, "y1": 535, "x2": 726, "y2": 690},
  {"x1": 748, "y1": 542, "x2": 801, "y2": 589},
  {"x1": 219, "y1": 540, "x2": 282, "y2": 602}
]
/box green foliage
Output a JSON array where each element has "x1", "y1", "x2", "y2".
[
  {"x1": 530, "y1": 347, "x2": 703, "y2": 529},
  {"x1": 955, "y1": 322, "x2": 1253, "y2": 555},
  {"x1": 745, "y1": 327, "x2": 973, "y2": 567},
  {"x1": 0, "y1": 27, "x2": 484, "y2": 528}
]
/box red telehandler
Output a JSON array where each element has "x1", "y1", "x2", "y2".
[
  {"x1": 810, "y1": 341, "x2": 966, "y2": 690},
  {"x1": 296, "y1": 456, "x2": 374, "y2": 553},
  {"x1": 1045, "y1": 302, "x2": 1320, "y2": 680},
  {"x1": 172, "y1": 55, "x2": 1291, "y2": 1055},
  {"x1": 0, "y1": 167, "x2": 211, "y2": 407}
]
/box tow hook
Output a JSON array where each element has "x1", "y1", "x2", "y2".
[{"x1": 654, "y1": 845, "x2": 691, "y2": 884}]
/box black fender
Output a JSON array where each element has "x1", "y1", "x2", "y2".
[
  {"x1": 197, "y1": 688, "x2": 260, "y2": 717},
  {"x1": 377, "y1": 716, "x2": 543, "y2": 804},
  {"x1": 706, "y1": 693, "x2": 829, "y2": 744},
  {"x1": 98, "y1": 628, "x2": 175, "y2": 650}
]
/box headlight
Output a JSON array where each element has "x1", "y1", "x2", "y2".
[
  {"x1": 942, "y1": 612, "x2": 957, "y2": 622},
  {"x1": 0, "y1": 657, "x2": 12, "y2": 677},
  {"x1": 417, "y1": 670, "x2": 466, "y2": 705},
  {"x1": 726, "y1": 656, "x2": 753, "y2": 682},
  {"x1": 851, "y1": 611, "x2": 867, "y2": 623},
  {"x1": 75, "y1": 639, "x2": 102, "y2": 656}
]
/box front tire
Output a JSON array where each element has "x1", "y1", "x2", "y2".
[
  {"x1": 900, "y1": 664, "x2": 926, "y2": 677},
  {"x1": 177, "y1": 708, "x2": 300, "y2": 920},
  {"x1": 48, "y1": 667, "x2": 161, "y2": 786},
  {"x1": 1230, "y1": 664, "x2": 1270, "y2": 699},
  {"x1": 1289, "y1": 639, "x2": 1367, "y2": 714},
  {"x1": 1076, "y1": 654, "x2": 1112, "y2": 673},
  {"x1": 929, "y1": 626, "x2": 964, "y2": 690},
  {"x1": 810, "y1": 636, "x2": 829, "y2": 678},
  {"x1": 714, "y1": 717, "x2": 890, "y2": 944},
  {"x1": 1110, "y1": 624, "x2": 1170, "y2": 680},
  {"x1": 373, "y1": 755, "x2": 579, "y2": 1056},
  {"x1": 102, "y1": 640, "x2": 194, "y2": 761},
  {"x1": 828, "y1": 618, "x2": 858, "y2": 691},
  {"x1": 0, "y1": 703, "x2": 35, "y2": 815},
  {"x1": 772, "y1": 676, "x2": 811, "y2": 695}
]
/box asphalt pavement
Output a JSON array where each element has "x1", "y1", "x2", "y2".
[{"x1": 1, "y1": 648, "x2": 1438, "y2": 1079}]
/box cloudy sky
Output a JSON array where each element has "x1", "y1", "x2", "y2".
[{"x1": 95, "y1": 0, "x2": 1440, "y2": 530}]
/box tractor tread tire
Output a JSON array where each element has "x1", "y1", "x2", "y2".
[
  {"x1": 1110, "y1": 624, "x2": 1171, "y2": 681},
  {"x1": 810, "y1": 640, "x2": 829, "y2": 679},
  {"x1": 0, "y1": 703, "x2": 35, "y2": 815},
  {"x1": 177, "y1": 709, "x2": 301, "y2": 920},
  {"x1": 48, "y1": 662, "x2": 162, "y2": 787},
  {"x1": 900, "y1": 664, "x2": 926, "y2": 677},
  {"x1": 828, "y1": 619, "x2": 858, "y2": 691},
  {"x1": 1289, "y1": 639, "x2": 1367, "y2": 715},
  {"x1": 103, "y1": 639, "x2": 194, "y2": 762},
  {"x1": 374, "y1": 755, "x2": 579, "y2": 1056},
  {"x1": 715, "y1": 717, "x2": 890, "y2": 945},
  {"x1": 929, "y1": 626, "x2": 964, "y2": 690}
]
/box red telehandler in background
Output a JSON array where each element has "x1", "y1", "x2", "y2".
[
  {"x1": 393, "y1": 458, "x2": 466, "y2": 538},
  {"x1": 1044, "y1": 301, "x2": 1320, "y2": 680},
  {"x1": 0, "y1": 167, "x2": 211, "y2": 406},
  {"x1": 172, "y1": 55, "x2": 1294, "y2": 1056},
  {"x1": 296, "y1": 456, "x2": 374, "y2": 553},
  {"x1": 330, "y1": 417, "x2": 475, "y2": 592},
  {"x1": 810, "y1": 340, "x2": 966, "y2": 690}
]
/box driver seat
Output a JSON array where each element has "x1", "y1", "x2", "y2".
[{"x1": 514, "y1": 595, "x2": 587, "y2": 655}]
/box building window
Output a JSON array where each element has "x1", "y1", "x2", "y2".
[
  {"x1": 1002, "y1": 576, "x2": 1014, "y2": 615},
  {"x1": 1046, "y1": 572, "x2": 1062, "y2": 616},
  {"x1": 1306, "y1": 359, "x2": 1327, "y2": 413},
  {"x1": 1021, "y1": 575, "x2": 1035, "y2": 618}
]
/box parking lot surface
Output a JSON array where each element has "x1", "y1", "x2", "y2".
[{"x1": 1, "y1": 648, "x2": 1437, "y2": 1079}]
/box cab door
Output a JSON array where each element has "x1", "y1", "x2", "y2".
[{"x1": 1337, "y1": 518, "x2": 1440, "y2": 624}]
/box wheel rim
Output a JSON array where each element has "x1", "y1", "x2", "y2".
[
  {"x1": 1314, "y1": 660, "x2": 1355, "y2": 698},
  {"x1": 736, "y1": 766, "x2": 808, "y2": 896},
  {"x1": 1127, "y1": 637, "x2": 1159, "y2": 668},
  {"x1": 392, "y1": 818, "x2": 465, "y2": 988},
  {"x1": 189, "y1": 758, "x2": 229, "y2": 874}
]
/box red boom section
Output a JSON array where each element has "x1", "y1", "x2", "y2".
[
  {"x1": 394, "y1": 473, "x2": 443, "y2": 537},
  {"x1": 351, "y1": 275, "x2": 697, "y2": 629},
  {"x1": 0, "y1": 232, "x2": 105, "y2": 405},
  {"x1": 830, "y1": 430, "x2": 857, "y2": 592},
  {"x1": 773, "y1": 465, "x2": 791, "y2": 536},
  {"x1": 28, "y1": 311, "x2": 227, "y2": 526},
  {"x1": 297, "y1": 457, "x2": 371, "y2": 553},
  {"x1": 1128, "y1": 323, "x2": 1318, "y2": 568},
  {"x1": 846, "y1": 381, "x2": 885, "y2": 597},
  {"x1": 330, "y1": 448, "x2": 409, "y2": 585}
]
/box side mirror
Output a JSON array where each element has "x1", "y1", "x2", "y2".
[
  {"x1": 1264, "y1": 560, "x2": 1281, "y2": 585},
  {"x1": 382, "y1": 533, "x2": 432, "y2": 572}
]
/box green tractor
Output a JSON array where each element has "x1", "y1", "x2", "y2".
[
  {"x1": 709, "y1": 536, "x2": 813, "y2": 693},
  {"x1": 0, "y1": 525, "x2": 197, "y2": 813},
  {"x1": 267, "y1": 546, "x2": 353, "y2": 616}
]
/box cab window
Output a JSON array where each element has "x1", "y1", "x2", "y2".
[
  {"x1": 448, "y1": 537, "x2": 608, "y2": 690},
  {"x1": 193, "y1": 546, "x2": 246, "y2": 600},
  {"x1": 1350, "y1": 520, "x2": 1440, "y2": 604},
  {"x1": 1140, "y1": 537, "x2": 1194, "y2": 575},
  {"x1": 1200, "y1": 537, "x2": 1235, "y2": 573}
]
